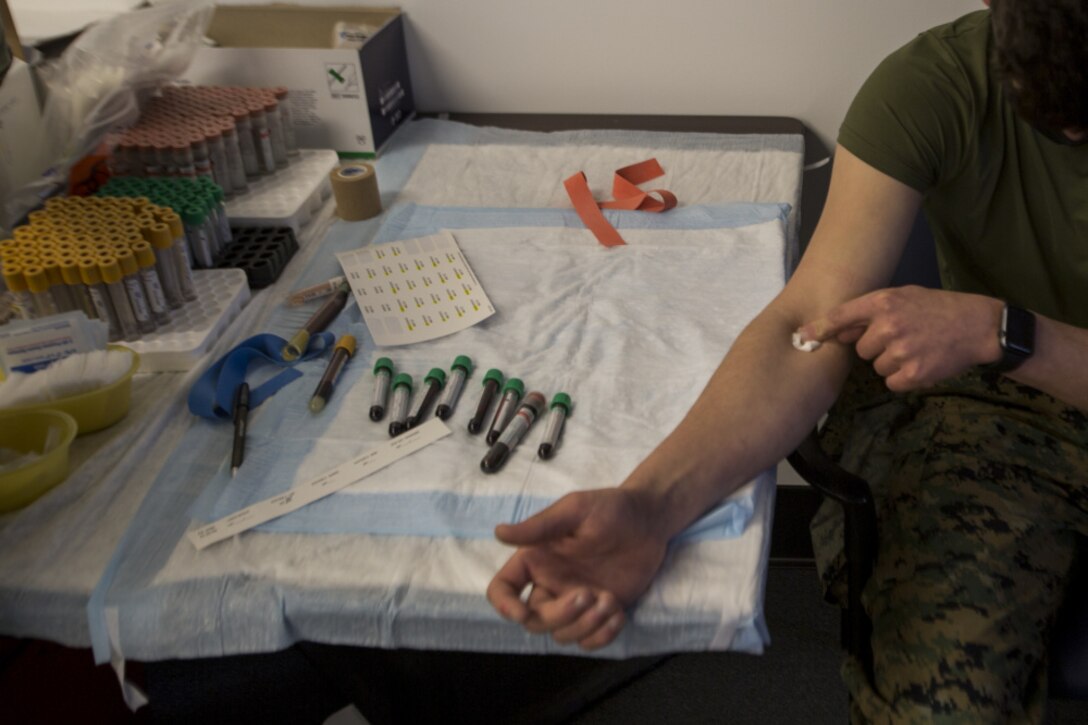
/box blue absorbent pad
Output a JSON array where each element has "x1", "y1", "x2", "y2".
[
  {"x1": 180, "y1": 202, "x2": 788, "y2": 543},
  {"x1": 82, "y1": 118, "x2": 798, "y2": 665}
]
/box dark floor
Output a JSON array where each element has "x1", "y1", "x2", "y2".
[{"x1": 4, "y1": 565, "x2": 1088, "y2": 724}]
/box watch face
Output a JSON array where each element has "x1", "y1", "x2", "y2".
[{"x1": 1002, "y1": 305, "x2": 1036, "y2": 357}]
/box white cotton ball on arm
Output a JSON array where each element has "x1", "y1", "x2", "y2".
[{"x1": 791, "y1": 329, "x2": 822, "y2": 353}]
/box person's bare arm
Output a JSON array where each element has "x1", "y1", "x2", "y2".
[
  {"x1": 622, "y1": 147, "x2": 924, "y2": 537},
  {"x1": 488, "y1": 146, "x2": 923, "y2": 648},
  {"x1": 799, "y1": 263, "x2": 1088, "y2": 411},
  {"x1": 1005, "y1": 316, "x2": 1088, "y2": 409}
]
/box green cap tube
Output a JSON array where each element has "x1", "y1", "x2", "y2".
[
  {"x1": 550, "y1": 392, "x2": 572, "y2": 413},
  {"x1": 451, "y1": 355, "x2": 473, "y2": 375}
]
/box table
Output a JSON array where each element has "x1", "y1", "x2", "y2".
[{"x1": 0, "y1": 114, "x2": 807, "y2": 721}]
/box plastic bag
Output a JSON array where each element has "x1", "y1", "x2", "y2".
[{"x1": 2, "y1": 0, "x2": 214, "y2": 231}]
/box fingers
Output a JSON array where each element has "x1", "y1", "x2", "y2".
[
  {"x1": 579, "y1": 610, "x2": 626, "y2": 650},
  {"x1": 487, "y1": 554, "x2": 533, "y2": 624},
  {"x1": 488, "y1": 567, "x2": 581, "y2": 633},
  {"x1": 494, "y1": 494, "x2": 583, "y2": 547},
  {"x1": 800, "y1": 291, "x2": 880, "y2": 344},
  {"x1": 798, "y1": 314, "x2": 864, "y2": 347},
  {"x1": 551, "y1": 590, "x2": 626, "y2": 650},
  {"x1": 488, "y1": 568, "x2": 628, "y2": 650},
  {"x1": 525, "y1": 588, "x2": 627, "y2": 650},
  {"x1": 520, "y1": 586, "x2": 597, "y2": 635}
]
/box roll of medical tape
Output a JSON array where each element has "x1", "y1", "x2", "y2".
[{"x1": 329, "y1": 163, "x2": 382, "y2": 221}]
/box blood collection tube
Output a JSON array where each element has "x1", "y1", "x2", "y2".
[
  {"x1": 183, "y1": 205, "x2": 215, "y2": 268},
  {"x1": 486, "y1": 378, "x2": 525, "y2": 445},
  {"x1": 40, "y1": 258, "x2": 76, "y2": 312},
  {"x1": 435, "y1": 355, "x2": 473, "y2": 420},
  {"x1": 309, "y1": 335, "x2": 356, "y2": 413},
  {"x1": 162, "y1": 212, "x2": 197, "y2": 302},
  {"x1": 273, "y1": 87, "x2": 298, "y2": 155},
  {"x1": 24, "y1": 210, "x2": 48, "y2": 227},
  {"x1": 2, "y1": 265, "x2": 34, "y2": 320},
  {"x1": 140, "y1": 140, "x2": 160, "y2": 176},
  {"x1": 468, "y1": 368, "x2": 504, "y2": 434},
  {"x1": 406, "y1": 368, "x2": 446, "y2": 429},
  {"x1": 232, "y1": 108, "x2": 260, "y2": 177},
  {"x1": 388, "y1": 373, "x2": 413, "y2": 437},
  {"x1": 282, "y1": 281, "x2": 351, "y2": 361},
  {"x1": 248, "y1": 103, "x2": 275, "y2": 174},
  {"x1": 154, "y1": 139, "x2": 172, "y2": 177},
  {"x1": 79, "y1": 258, "x2": 121, "y2": 341},
  {"x1": 481, "y1": 392, "x2": 547, "y2": 474},
  {"x1": 23, "y1": 265, "x2": 58, "y2": 318},
  {"x1": 58, "y1": 256, "x2": 97, "y2": 320},
  {"x1": 191, "y1": 133, "x2": 213, "y2": 180},
  {"x1": 99, "y1": 257, "x2": 141, "y2": 340},
  {"x1": 209, "y1": 185, "x2": 233, "y2": 250},
  {"x1": 145, "y1": 222, "x2": 183, "y2": 309},
  {"x1": 198, "y1": 196, "x2": 224, "y2": 258},
  {"x1": 369, "y1": 357, "x2": 394, "y2": 421},
  {"x1": 131, "y1": 242, "x2": 170, "y2": 325},
  {"x1": 538, "y1": 393, "x2": 572, "y2": 460},
  {"x1": 264, "y1": 98, "x2": 288, "y2": 167},
  {"x1": 288, "y1": 275, "x2": 346, "y2": 306},
  {"x1": 204, "y1": 126, "x2": 232, "y2": 196},
  {"x1": 220, "y1": 119, "x2": 249, "y2": 193},
  {"x1": 124, "y1": 139, "x2": 143, "y2": 178},
  {"x1": 115, "y1": 248, "x2": 156, "y2": 333},
  {"x1": 173, "y1": 140, "x2": 195, "y2": 178}
]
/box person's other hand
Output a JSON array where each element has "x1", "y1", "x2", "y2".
[
  {"x1": 487, "y1": 487, "x2": 669, "y2": 650},
  {"x1": 799, "y1": 286, "x2": 1002, "y2": 391}
]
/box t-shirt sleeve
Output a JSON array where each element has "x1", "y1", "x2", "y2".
[{"x1": 838, "y1": 31, "x2": 976, "y2": 193}]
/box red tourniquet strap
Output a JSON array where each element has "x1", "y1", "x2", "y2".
[{"x1": 563, "y1": 158, "x2": 677, "y2": 247}]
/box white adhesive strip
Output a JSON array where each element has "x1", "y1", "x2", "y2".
[{"x1": 187, "y1": 418, "x2": 452, "y2": 550}]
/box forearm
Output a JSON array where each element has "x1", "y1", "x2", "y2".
[
  {"x1": 1004, "y1": 311, "x2": 1088, "y2": 411},
  {"x1": 934, "y1": 294, "x2": 1088, "y2": 409},
  {"x1": 621, "y1": 302, "x2": 853, "y2": 539},
  {"x1": 610, "y1": 146, "x2": 920, "y2": 541}
]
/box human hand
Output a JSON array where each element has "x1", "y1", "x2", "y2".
[
  {"x1": 798, "y1": 286, "x2": 1002, "y2": 391},
  {"x1": 487, "y1": 487, "x2": 670, "y2": 650}
]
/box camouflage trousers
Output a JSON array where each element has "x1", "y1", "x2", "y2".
[{"x1": 810, "y1": 362, "x2": 1088, "y2": 724}]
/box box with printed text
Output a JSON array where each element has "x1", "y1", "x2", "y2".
[{"x1": 181, "y1": 5, "x2": 414, "y2": 157}]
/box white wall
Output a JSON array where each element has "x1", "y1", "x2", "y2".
[
  {"x1": 400, "y1": 0, "x2": 982, "y2": 147},
  {"x1": 243, "y1": 0, "x2": 983, "y2": 148}
]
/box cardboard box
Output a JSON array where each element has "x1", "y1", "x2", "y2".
[
  {"x1": 0, "y1": 56, "x2": 47, "y2": 234},
  {"x1": 181, "y1": 5, "x2": 415, "y2": 157}
]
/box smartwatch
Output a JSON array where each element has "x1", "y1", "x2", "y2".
[{"x1": 983, "y1": 303, "x2": 1035, "y2": 373}]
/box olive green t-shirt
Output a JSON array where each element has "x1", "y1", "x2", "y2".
[{"x1": 838, "y1": 10, "x2": 1088, "y2": 328}]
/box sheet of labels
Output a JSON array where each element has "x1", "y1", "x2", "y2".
[{"x1": 336, "y1": 230, "x2": 496, "y2": 346}]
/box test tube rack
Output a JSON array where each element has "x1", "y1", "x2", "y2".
[
  {"x1": 122, "y1": 268, "x2": 250, "y2": 372},
  {"x1": 219, "y1": 227, "x2": 299, "y2": 289},
  {"x1": 222, "y1": 149, "x2": 338, "y2": 233}
]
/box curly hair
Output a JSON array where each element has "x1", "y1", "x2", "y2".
[{"x1": 990, "y1": 0, "x2": 1088, "y2": 132}]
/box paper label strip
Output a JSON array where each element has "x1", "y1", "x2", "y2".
[
  {"x1": 187, "y1": 418, "x2": 452, "y2": 550},
  {"x1": 563, "y1": 158, "x2": 678, "y2": 247}
]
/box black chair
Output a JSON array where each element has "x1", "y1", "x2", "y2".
[{"x1": 787, "y1": 427, "x2": 1088, "y2": 700}]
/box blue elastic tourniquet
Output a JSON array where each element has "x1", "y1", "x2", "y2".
[{"x1": 187, "y1": 332, "x2": 334, "y2": 420}]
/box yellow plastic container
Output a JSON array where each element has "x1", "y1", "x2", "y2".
[
  {"x1": 0, "y1": 346, "x2": 140, "y2": 435},
  {"x1": 0, "y1": 409, "x2": 78, "y2": 512}
]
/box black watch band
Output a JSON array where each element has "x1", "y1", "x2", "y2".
[{"x1": 983, "y1": 303, "x2": 1035, "y2": 373}]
